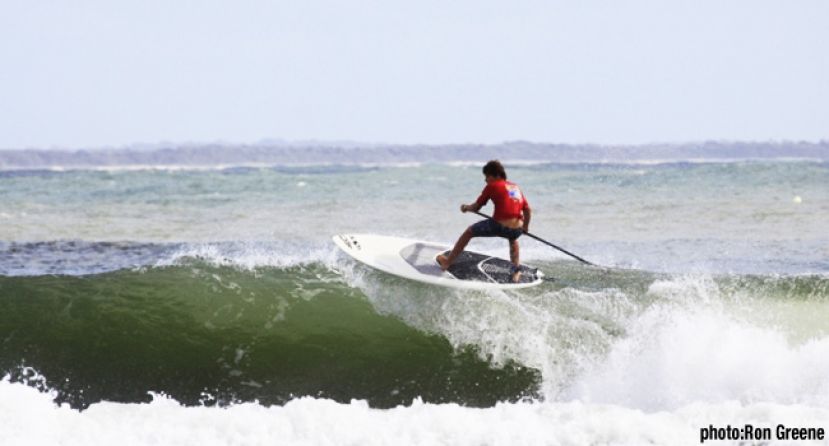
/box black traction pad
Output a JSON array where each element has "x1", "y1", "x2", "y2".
[{"x1": 438, "y1": 250, "x2": 539, "y2": 284}]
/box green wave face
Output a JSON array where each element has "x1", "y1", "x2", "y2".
[
  {"x1": 2, "y1": 256, "x2": 828, "y2": 411},
  {"x1": 0, "y1": 264, "x2": 539, "y2": 409}
]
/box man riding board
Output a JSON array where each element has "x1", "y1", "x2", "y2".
[{"x1": 437, "y1": 160, "x2": 531, "y2": 283}]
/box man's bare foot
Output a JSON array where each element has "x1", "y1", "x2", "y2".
[
  {"x1": 436, "y1": 254, "x2": 450, "y2": 271},
  {"x1": 510, "y1": 269, "x2": 522, "y2": 283}
]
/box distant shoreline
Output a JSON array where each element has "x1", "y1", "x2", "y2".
[{"x1": 1, "y1": 141, "x2": 827, "y2": 170}]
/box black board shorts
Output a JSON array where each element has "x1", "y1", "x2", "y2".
[{"x1": 470, "y1": 219, "x2": 524, "y2": 241}]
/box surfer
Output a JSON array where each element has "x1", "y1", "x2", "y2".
[{"x1": 437, "y1": 160, "x2": 531, "y2": 282}]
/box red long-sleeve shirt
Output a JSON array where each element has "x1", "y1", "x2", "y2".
[{"x1": 474, "y1": 179, "x2": 529, "y2": 221}]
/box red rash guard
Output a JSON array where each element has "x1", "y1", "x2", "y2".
[{"x1": 474, "y1": 179, "x2": 529, "y2": 221}]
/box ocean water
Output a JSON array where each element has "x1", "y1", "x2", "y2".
[{"x1": 1, "y1": 149, "x2": 828, "y2": 445}]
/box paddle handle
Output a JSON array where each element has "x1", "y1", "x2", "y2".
[{"x1": 471, "y1": 210, "x2": 595, "y2": 266}]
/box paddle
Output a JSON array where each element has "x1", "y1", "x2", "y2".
[{"x1": 470, "y1": 210, "x2": 596, "y2": 266}]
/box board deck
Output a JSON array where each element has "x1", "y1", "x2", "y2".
[{"x1": 333, "y1": 234, "x2": 543, "y2": 290}]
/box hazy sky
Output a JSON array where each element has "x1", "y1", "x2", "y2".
[{"x1": 1, "y1": 0, "x2": 827, "y2": 149}]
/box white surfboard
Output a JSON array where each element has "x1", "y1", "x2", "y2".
[{"x1": 333, "y1": 234, "x2": 544, "y2": 290}]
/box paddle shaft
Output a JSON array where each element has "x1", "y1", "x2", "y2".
[{"x1": 471, "y1": 210, "x2": 595, "y2": 266}]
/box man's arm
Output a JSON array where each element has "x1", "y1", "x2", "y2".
[
  {"x1": 462, "y1": 185, "x2": 491, "y2": 213},
  {"x1": 522, "y1": 205, "x2": 532, "y2": 233},
  {"x1": 461, "y1": 202, "x2": 483, "y2": 213}
]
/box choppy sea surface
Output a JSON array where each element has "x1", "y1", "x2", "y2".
[{"x1": 2, "y1": 145, "x2": 828, "y2": 445}]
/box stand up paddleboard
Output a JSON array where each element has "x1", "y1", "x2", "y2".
[{"x1": 333, "y1": 234, "x2": 543, "y2": 290}]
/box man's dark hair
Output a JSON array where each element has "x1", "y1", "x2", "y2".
[{"x1": 482, "y1": 160, "x2": 507, "y2": 179}]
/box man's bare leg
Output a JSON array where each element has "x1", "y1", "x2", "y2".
[
  {"x1": 509, "y1": 239, "x2": 521, "y2": 282},
  {"x1": 437, "y1": 228, "x2": 473, "y2": 271}
]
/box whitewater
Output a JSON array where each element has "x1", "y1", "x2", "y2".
[{"x1": 1, "y1": 146, "x2": 828, "y2": 445}]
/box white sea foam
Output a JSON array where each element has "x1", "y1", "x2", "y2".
[
  {"x1": 155, "y1": 242, "x2": 342, "y2": 270},
  {"x1": 569, "y1": 279, "x2": 829, "y2": 409},
  {"x1": 345, "y1": 268, "x2": 829, "y2": 410},
  {"x1": 2, "y1": 379, "x2": 827, "y2": 446},
  {"x1": 0, "y1": 161, "x2": 428, "y2": 173}
]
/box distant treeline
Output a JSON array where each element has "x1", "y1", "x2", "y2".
[{"x1": 1, "y1": 141, "x2": 827, "y2": 169}]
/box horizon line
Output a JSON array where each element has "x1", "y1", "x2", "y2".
[{"x1": 2, "y1": 138, "x2": 828, "y2": 153}]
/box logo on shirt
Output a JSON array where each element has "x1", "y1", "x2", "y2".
[{"x1": 506, "y1": 184, "x2": 523, "y2": 202}]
